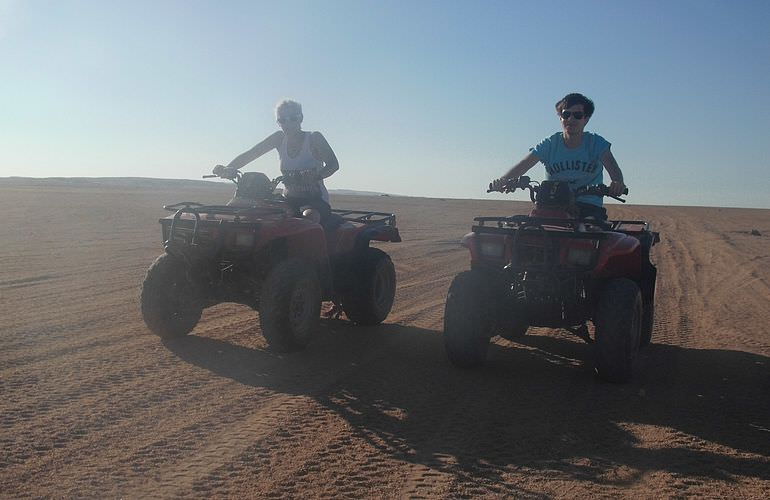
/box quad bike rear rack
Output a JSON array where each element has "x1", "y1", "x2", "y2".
[
  {"x1": 330, "y1": 209, "x2": 397, "y2": 227},
  {"x1": 329, "y1": 210, "x2": 401, "y2": 244}
]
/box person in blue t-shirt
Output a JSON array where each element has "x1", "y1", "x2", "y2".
[{"x1": 490, "y1": 93, "x2": 626, "y2": 220}]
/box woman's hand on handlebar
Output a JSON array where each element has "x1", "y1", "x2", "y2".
[{"x1": 213, "y1": 165, "x2": 239, "y2": 179}]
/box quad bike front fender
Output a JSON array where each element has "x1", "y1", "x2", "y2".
[
  {"x1": 594, "y1": 233, "x2": 642, "y2": 279},
  {"x1": 256, "y1": 218, "x2": 330, "y2": 261}
]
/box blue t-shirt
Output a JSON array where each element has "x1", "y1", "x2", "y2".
[{"x1": 530, "y1": 132, "x2": 611, "y2": 207}]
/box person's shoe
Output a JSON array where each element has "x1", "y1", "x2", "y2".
[{"x1": 323, "y1": 303, "x2": 344, "y2": 320}]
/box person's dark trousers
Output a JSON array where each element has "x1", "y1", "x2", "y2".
[{"x1": 576, "y1": 202, "x2": 608, "y2": 221}]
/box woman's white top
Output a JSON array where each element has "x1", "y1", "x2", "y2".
[{"x1": 278, "y1": 131, "x2": 329, "y2": 203}]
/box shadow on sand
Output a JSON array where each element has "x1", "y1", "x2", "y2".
[{"x1": 163, "y1": 320, "x2": 770, "y2": 486}]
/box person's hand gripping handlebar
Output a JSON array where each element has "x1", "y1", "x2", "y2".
[{"x1": 487, "y1": 175, "x2": 531, "y2": 193}]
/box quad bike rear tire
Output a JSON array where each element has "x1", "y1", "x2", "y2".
[
  {"x1": 140, "y1": 253, "x2": 203, "y2": 339},
  {"x1": 594, "y1": 278, "x2": 642, "y2": 383},
  {"x1": 259, "y1": 259, "x2": 321, "y2": 352},
  {"x1": 444, "y1": 270, "x2": 498, "y2": 368},
  {"x1": 341, "y1": 247, "x2": 396, "y2": 325}
]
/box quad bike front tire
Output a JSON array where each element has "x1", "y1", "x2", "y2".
[
  {"x1": 443, "y1": 270, "x2": 499, "y2": 368},
  {"x1": 259, "y1": 258, "x2": 322, "y2": 352},
  {"x1": 638, "y1": 233, "x2": 658, "y2": 347},
  {"x1": 140, "y1": 253, "x2": 203, "y2": 339},
  {"x1": 640, "y1": 297, "x2": 655, "y2": 347},
  {"x1": 341, "y1": 247, "x2": 396, "y2": 325},
  {"x1": 639, "y1": 266, "x2": 657, "y2": 347},
  {"x1": 594, "y1": 278, "x2": 642, "y2": 383}
]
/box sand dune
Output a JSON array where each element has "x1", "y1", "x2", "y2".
[{"x1": 1, "y1": 180, "x2": 768, "y2": 497}]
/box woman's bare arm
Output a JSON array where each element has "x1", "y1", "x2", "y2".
[
  {"x1": 311, "y1": 132, "x2": 339, "y2": 179},
  {"x1": 225, "y1": 131, "x2": 283, "y2": 170}
]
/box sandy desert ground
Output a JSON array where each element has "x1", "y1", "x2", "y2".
[{"x1": 1, "y1": 178, "x2": 769, "y2": 498}]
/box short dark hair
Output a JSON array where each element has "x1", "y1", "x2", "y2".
[{"x1": 555, "y1": 93, "x2": 595, "y2": 117}]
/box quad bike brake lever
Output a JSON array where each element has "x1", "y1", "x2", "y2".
[{"x1": 607, "y1": 187, "x2": 629, "y2": 203}]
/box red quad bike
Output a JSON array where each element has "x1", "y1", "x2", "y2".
[
  {"x1": 443, "y1": 176, "x2": 660, "y2": 382},
  {"x1": 140, "y1": 170, "x2": 401, "y2": 352}
]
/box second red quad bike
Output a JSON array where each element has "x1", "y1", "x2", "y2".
[
  {"x1": 443, "y1": 177, "x2": 659, "y2": 382},
  {"x1": 140, "y1": 170, "x2": 401, "y2": 352}
]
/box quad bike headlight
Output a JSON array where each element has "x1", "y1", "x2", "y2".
[
  {"x1": 566, "y1": 247, "x2": 594, "y2": 267},
  {"x1": 479, "y1": 240, "x2": 505, "y2": 259}
]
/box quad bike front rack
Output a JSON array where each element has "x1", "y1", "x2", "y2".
[{"x1": 161, "y1": 202, "x2": 285, "y2": 254}]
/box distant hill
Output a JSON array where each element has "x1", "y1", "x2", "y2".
[
  {"x1": 328, "y1": 188, "x2": 391, "y2": 196},
  {"x1": 0, "y1": 176, "x2": 218, "y2": 190},
  {"x1": 0, "y1": 177, "x2": 392, "y2": 196}
]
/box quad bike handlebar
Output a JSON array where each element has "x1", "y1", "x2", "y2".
[
  {"x1": 487, "y1": 175, "x2": 532, "y2": 194},
  {"x1": 205, "y1": 168, "x2": 285, "y2": 191},
  {"x1": 577, "y1": 184, "x2": 629, "y2": 202},
  {"x1": 206, "y1": 166, "x2": 320, "y2": 186},
  {"x1": 488, "y1": 176, "x2": 628, "y2": 203}
]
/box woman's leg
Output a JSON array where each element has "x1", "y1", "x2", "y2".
[{"x1": 285, "y1": 196, "x2": 331, "y2": 224}]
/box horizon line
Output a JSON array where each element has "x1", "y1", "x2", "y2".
[{"x1": 1, "y1": 175, "x2": 768, "y2": 211}]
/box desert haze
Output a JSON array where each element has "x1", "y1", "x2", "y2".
[{"x1": 1, "y1": 179, "x2": 768, "y2": 497}]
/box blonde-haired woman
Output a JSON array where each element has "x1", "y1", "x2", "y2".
[{"x1": 214, "y1": 99, "x2": 339, "y2": 222}]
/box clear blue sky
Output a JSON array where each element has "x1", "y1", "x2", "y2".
[{"x1": 2, "y1": 0, "x2": 769, "y2": 208}]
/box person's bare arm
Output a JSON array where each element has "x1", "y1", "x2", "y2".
[
  {"x1": 600, "y1": 149, "x2": 626, "y2": 196},
  {"x1": 488, "y1": 152, "x2": 540, "y2": 192},
  {"x1": 225, "y1": 131, "x2": 283, "y2": 170},
  {"x1": 311, "y1": 132, "x2": 339, "y2": 179},
  {"x1": 502, "y1": 152, "x2": 539, "y2": 180}
]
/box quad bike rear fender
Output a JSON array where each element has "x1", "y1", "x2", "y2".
[{"x1": 327, "y1": 209, "x2": 401, "y2": 255}]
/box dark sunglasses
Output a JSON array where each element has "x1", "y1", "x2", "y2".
[
  {"x1": 277, "y1": 115, "x2": 301, "y2": 124},
  {"x1": 560, "y1": 110, "x2": 586, "y2": 120}
]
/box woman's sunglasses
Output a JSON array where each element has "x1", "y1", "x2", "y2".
[
  {"x1": 560, "y1": 110, "x2": 585, "y2": 120},
  {"x1": 277, "y1": 115, "x2": 301, "y2": 124}
]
